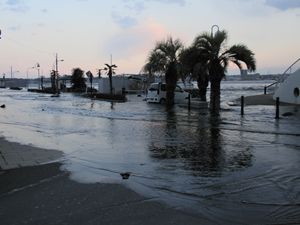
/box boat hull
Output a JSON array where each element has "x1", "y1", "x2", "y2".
[{"x1": 273, "y1": 69, "x2": 300, "y2": 105}]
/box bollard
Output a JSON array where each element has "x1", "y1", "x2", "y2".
[
  {"x1": 188, "y1": 93, "x2": 191, "y2": 111},
  {"x1": 264, "y1": 86, "x2": 267, "y2": 95},
  {"x1": 241, "y1": 96, "x2": 244, "y2": 116},
  {"x1": 275, "y1": 97, "x2": 280, "y2": 119}
]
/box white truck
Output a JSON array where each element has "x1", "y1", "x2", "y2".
[{"x1": 146, "y1": 82, "x2": 189, "y2": 104}]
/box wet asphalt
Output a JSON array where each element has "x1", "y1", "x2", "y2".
[{"x1": 0, "y1": 163, "x2": 213, "y2": 225}]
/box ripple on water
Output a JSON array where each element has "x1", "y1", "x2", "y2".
[{"x1": 1, "y1": 88, "x2": 300, "y2": 224}]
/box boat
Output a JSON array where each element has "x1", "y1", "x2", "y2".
[
  {"x1": 51, "y1": 93, "x2": 60, "y2": 98},
  {"x1": 9, "y1": 87, "x2": 22, "y2": 90},
  {"x1": 273, "y1": 58, "x2": 300, "y2": 105}
]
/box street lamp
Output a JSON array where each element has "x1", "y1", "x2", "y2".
[
  {"x1": 26, "y1": 66, "x2": 35, "y2": 89},
  {"x1": 97, "y1": 68, "x2": 106, "y2": 78},
  {"x1": 36, "y1": 63, "x2": 41, "y2": 89},
  {"x1": 55, "y1": 53, "x2": 64, "y2": 93},
  {"x1": 9, "y1": 66, "x2": 19, "y2": 79},
  {"x1": 211, "y1": 24, "x2": 219, "y2": 37},
  {"x1": 26, "y1": 66, "x2": 35, "y2": 79},
  {"x1": 1, "y1": 73, "x2": 5, "y2": 88}
]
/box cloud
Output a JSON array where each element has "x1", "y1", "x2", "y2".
[
  {"x1": 4, "y1": 0, "x2": 28, "y2": 12},
  {"x1": 102, "y1": 19, "x2": 168, "y2": 73},
  {"x1": 124, "y1": 0, "x2": 186, "y2": 11},
  {"x1": 111, "y1": 11, "x2": 138, "y2": 29},
  {"x1": 8, "y1": 25, "x2": 21, "y2": 31},
  {"x1": 124, "y1": 1, "x2": 145, "y2": 12},
  {"x1": 146, "y1": 0, "x2": 186, "y2": 6},
  {"x1": 36, "y1": 23, "x2": 45, "y2": 27},
  {"x1": 265, "y1": 0, "x2": 300, "y2": 10},
  {"x1": 103, "y1": 19, "x2": 167, "y2": 59},
  {"x1": 111, "y1": 0, "x2": 186, "y2": 28}
]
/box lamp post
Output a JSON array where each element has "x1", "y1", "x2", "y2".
[
  {"x1": 55, "y1": 53, "x2": 64, "y2": 94},
  {"x1": 211, "y1": 24, "x2": 219, "y2": 37},
  {"x1": 26, "y1": 67, "x2": 34, "y2": 79},
  {"x1": 26, "y1": 66, "x2": 35, "y2": 89},
  {"x1": 10, "y1": 66, "x2": 19, "y2": 79},
  {"x1": 97, "y1": 69, "x2": 106, "y2": 79},
  {"x1": 35, "y1": 63, "x2": 41, "y2": 89},
  {"x1": 1, "y1": 73, "x2": 5, "y2": 88}
]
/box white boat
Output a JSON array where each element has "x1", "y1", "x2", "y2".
[{"x1": 273, "y1": 58, "x2": 300, "y2": 105}]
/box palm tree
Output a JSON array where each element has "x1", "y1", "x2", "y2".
[
  {"x1": 193, "y1": 30, "x2": 256, "y2": 114},
  {"x1": 71, "y1": 68, "x2": 86, "y2": 92},
  {"x1": 179, "y1": 47, "x2": 209, "y2": 101},
  {"x1": 104, "y1": 64, "x2": 117, "y2": 95},
  {"x1": 144, "y1": 37, "x2": 183, "y2": 106}
]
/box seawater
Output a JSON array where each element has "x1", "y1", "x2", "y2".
[{"x1": 0, "y1": 80, "x2": 299, "y2": 225}]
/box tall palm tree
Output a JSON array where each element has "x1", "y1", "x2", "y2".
[
  {"x1": 193, "y1": 30, "x2": 256, "y2": 114},
  {"x1": 144, "y1": 37, "x2": 183, "y2": 106}
]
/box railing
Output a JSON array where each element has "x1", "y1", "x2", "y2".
[
  {"x1": 264, "y1": 57, "x2": 300, "y2": 94},
  {"x1": 264, "y1": 81, "x2": 278, "y2": 94},
  {"x1": 278, "y1": 57, "x2": 300, "y2": 83}
]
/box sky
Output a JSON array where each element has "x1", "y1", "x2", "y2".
[{"x1": 0, "y1": 0, "x2": 299, "y2": 78}]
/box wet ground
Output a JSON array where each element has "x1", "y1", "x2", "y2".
[{"x1": 0, "y1": 81, "x2": 300, "y2": 224}]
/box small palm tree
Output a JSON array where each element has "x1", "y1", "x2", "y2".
[
  {"x1": 104, "y1": 64, "x2": 117, "y2": 95},
  {"x1": 144, "y1": 37, "x2": 183, "y2": 106},
  {"x1": 71, "y1": 68, "x2": 86, "y2": 92},
  {"x1": 193, "y1": 30, "x2": 256, "y2": 114},
  {"x1": 179, "y1": 47, "x2": 209, "y2": 101}
]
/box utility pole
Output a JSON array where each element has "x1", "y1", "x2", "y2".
[
  {"x1": 56, "y1": 53, "x2": 58, "y2": 74},
  {"x1": 36, "y1": 63, "x2": 40, "y2": 89},
  {"x1": 55, "y1": 53, "x2": 60, "y2": 94},
  {"x1": 56, "y1": 53, "x2": 58, "y2": 93}
]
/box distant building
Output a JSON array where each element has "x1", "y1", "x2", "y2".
[
  {"x1": 240, "y1": 69, "x2": 262, "y2": 80},
  {"x1": 241, "y1": 69, "x2": 248, "y2": 77},
  {"x1": 98, "y1": 74, "x2": 148, "y2": 94}
]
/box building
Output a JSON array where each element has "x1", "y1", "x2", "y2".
[{"x1": 98, "y1": 74, "x2": 147, "y2": 94}]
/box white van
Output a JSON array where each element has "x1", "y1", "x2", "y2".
[{"x1": 146, "y1": 83, "x2": 189, "y2": 104}]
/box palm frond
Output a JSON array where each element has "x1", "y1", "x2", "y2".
[
  {"x1": 144, "y1": 36, "x2": 183, "y2": 76},
  {"x1": 193, "y1": 32, "x2": 212, "y2": 53},
  {"x1": 223, "y1": 44, "x2": 256, "y2": 72}
]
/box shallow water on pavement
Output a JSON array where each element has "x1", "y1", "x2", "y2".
[{"x1": 0, "y1": 81, "x2": 299, "y2": 224}]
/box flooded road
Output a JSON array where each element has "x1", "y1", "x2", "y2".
[{"x1": 0, "y1": 81, "x2": 300, "y2": 224}]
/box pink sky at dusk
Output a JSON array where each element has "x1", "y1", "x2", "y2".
[{"x1": 0, "y1": 0, "x2": 299, "y2": 78}]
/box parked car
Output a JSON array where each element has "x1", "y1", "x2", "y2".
[{"x1": 146, "y1": 82, "x2": 189, "y2": 104}]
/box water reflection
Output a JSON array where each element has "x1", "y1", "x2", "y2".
[{"x1": 148, "y1": 109, "x2": 253, "y2": 176}]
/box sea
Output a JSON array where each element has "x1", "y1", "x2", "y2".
[{"x1": 0, "y1": 80, "x2": 299, "y2": 225}]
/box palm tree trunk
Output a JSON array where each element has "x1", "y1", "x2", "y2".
[
  {"x1": 209, "y1": 79, "x2": 221, "y2": 115},
  {"x1": 108, "y1": 70, "x2": 113, "y2": 95},
  {"x1": 165, "y1": 62, "x2": 177, "y2": 107},
  {"x1": 197, "y1": 79, "x2": 208, "y2": 101},
  {"x1": 166, "y1": 84, "x2": 175, "y2": 106}
]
